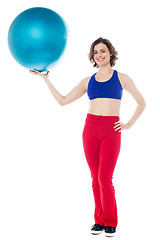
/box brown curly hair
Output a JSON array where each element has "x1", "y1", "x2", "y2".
[{"x1": 89, "y1": 37, "x2": 118, "y2": 68}]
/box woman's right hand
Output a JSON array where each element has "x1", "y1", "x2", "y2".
[{"x1": 29, "y1": 69, "x2": 49, "y2": 79}]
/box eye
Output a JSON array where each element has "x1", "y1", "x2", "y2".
[{"x1": 94, "y1": 51, "x2": 97, "y2": 55}]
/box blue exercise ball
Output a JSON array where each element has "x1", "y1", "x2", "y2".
[{"x1": 8, "y1": 7, "x2": 68, "y2": 71}]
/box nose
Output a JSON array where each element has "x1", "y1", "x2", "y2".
[{"x1": 97, "y1": 52, "x2": 102, "y2": 58}]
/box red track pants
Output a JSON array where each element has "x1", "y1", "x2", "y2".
[{"x1": 82, "y1": 113, "x2": 121, "y2": 228}]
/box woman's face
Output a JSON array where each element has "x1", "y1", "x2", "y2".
[{"x1": 93, "y1": 43, "x2": 111, "y2": 67}]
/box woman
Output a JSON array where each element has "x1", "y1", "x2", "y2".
[{"x1": 30, "y1": 37, "x2": 146, "y2": 237}]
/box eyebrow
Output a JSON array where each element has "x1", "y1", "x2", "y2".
[{"x1": 94, "y1": 49, "x2": 106, "y2": 52}]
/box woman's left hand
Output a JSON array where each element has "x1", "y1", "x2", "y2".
[{"x1": 113, "y1": 121, "x2": 130, "y2": 132}]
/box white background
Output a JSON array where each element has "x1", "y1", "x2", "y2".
[{"x1": 0, "y1": 0, "x2": 159, "y2": 239}]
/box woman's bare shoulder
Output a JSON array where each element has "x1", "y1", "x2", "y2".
[
  {"x1": 81, "y1": 76, "x2": 92, "y2": 91},
  {"x1": 118, "y1": 72, "x2": 130, "y2": 79},
  {"x1": 117, "y1": 71, "x2": 133, "y2": 89}
]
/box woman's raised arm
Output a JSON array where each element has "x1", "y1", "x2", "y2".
[{"x1": 30, "y1": 70, "x2": 90, "y2": 106}]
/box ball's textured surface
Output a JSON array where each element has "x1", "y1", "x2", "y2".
[{"x1": 8, "y1": 7, "x2": 67, "y2": 71}]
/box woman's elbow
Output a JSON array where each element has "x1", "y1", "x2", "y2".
[
  {"x1": 138, "y1": 99, "x2": 146, "y2": 110},
  {"x1": 60, "y1": 101, "x2": 66, "y2": 106},
  {"x1": 60, "y1": 97, "x2": 71, "y2": 106},
  {"x1": 142, "y1": 98, "x2": 146, "y2": 108},
  {"x1": 143, "y1": 100, "x2": 147, "y2": 109},
  {"x1": 59, "y1": 96, "x2": 66, "y2": 106}
]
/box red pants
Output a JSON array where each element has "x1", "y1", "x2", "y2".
[{"x1": 82, "y1": 114, "x2": 121, "y2": 228}]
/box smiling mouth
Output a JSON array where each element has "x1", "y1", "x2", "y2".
[{"x1": 97, "y1": 58, "x2": 105, "y2": 61}]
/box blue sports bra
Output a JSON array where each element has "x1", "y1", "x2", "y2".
[{"x1": 87, "y1": 70, "x2": 123, "y2": 100}]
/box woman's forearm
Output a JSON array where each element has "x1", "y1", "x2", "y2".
[
  {"x1": 43, "y1": 76, "x2": 65, "y2": 106},
  {"x1": 126, "y1": 101, "x2": 146, "y2": 128}
]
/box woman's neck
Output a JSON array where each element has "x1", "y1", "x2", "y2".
[{"x1": 97, "y1": 64, "x2": 113, "y2": 75}]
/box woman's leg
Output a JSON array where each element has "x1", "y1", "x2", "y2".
[
  {"x1": 82, "y1": 128, "x2": 104, "y2": 226},
  {"x1": 99, "y1": 132, "x2": 121, "y2": 228}
]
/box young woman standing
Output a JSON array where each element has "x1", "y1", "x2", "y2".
[{"x1": 30, "y1": 37, "x2": 146, "y2": 237}]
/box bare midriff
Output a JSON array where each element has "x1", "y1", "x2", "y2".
[{"x1": 88, "y1": 98, "x2": 121, "y2": 116}]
